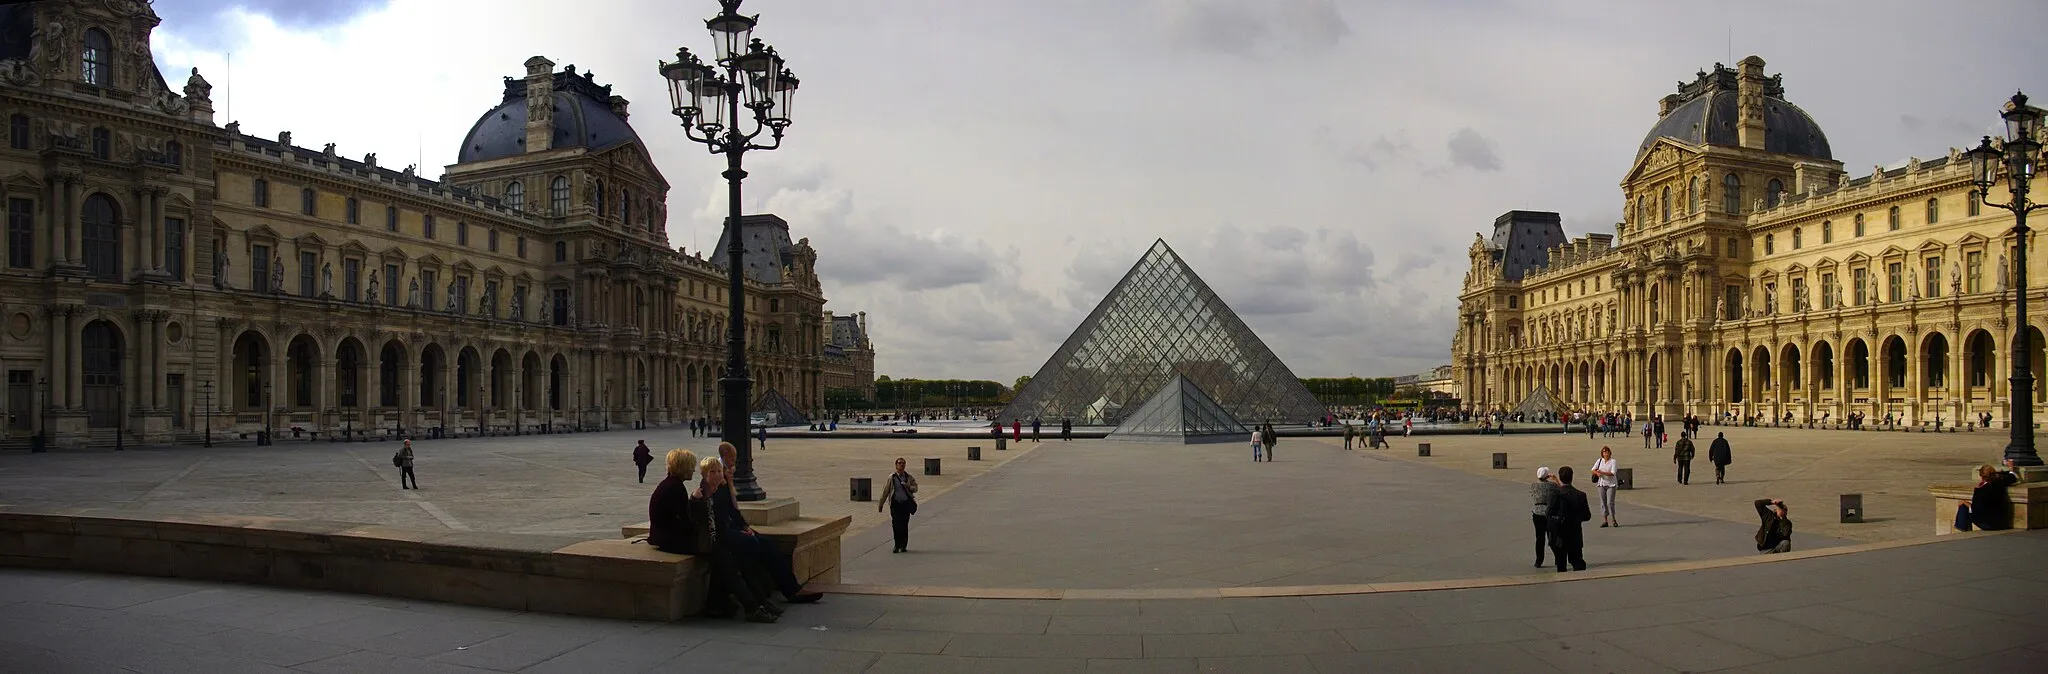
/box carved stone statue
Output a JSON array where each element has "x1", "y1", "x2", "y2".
[
  {"x1": 1716, "y1": 297, "x2": 1726, "y2": 320},
  {"x1": 184, "y1": 67, "x2": 212, "y2": 106},
  {"x1": 538, "y1": 291, "x2": 552, "y2": 324},
  {"x1": 321, "y1": 262, "x2": 334, "y2": 297},
  {"x1": 30, "y1": 20, "x2": 64, "y2": 76},
  {"x1": 1870, "y1": 274, "x2": 1881, "y2": 304},
  {"x1": 1952, "y1": 261, "x2": 1963, "y2": 296},
  {"x1": 366, "y1": 270, "x2": 380, "y2": 305},
  {"x1": 1835, "y1": 285, "x2": 1843, "y2": 309},
  {"x1": 407, "y1": 277, "x2": 421, "y2": 308},
  {"x1": 445, "y1": 281, "x2": 459, "y2": 313},
  {"x1": 270, "y1": 255, "x2": 284, "y2": 294},
  {"x1": 509, "y1": 289, "x2": 525, "y2": 320},
  {"x1": 1999, "y1": 253, "x2": 2011, "y2": 291},
  {"x1": 1910, "y1": 275, "x2": 1920, "y2": 300},
  {"x1": 213, "y1": 248, "x2": 231, "y2": 289}
]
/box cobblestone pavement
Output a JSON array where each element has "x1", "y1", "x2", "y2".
[
  {"x1": 3, "y1": 531, "x2": 2042, "y2": 673},
  {"x1": 0, "y1": 428, "x2": 1035, "y2": 540}
]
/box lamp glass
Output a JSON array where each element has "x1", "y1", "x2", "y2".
[
  {"x1": 707, "y1": 13, "x2": 755, "y2": 63},
  {"x1": 1971, "y1": 140, "x2": 2000, "y2": 187},
  {"x1": 2005, "y1": 101, "x2": 2040, "y2": 143}
]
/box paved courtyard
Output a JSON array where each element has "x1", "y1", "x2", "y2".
[{"x1": 3, "y1": 530, "x2": 2043, "y2": 673}]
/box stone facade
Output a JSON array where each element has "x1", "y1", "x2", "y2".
[
  {"x1": 0, "y1": 0, "x2": 856, "y2": 447},
  {"x1": 822, "y1": 311, "x2": 875, "y2": 403},
  {"x1": 1453, "y1": 55, "x2": 2047, "y2": 426}
]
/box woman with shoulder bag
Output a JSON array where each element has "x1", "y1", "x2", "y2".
[{"x1": 878, "y1": 457, "x2": 920, "y2": 553}]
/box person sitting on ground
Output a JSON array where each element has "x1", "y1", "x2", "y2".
[
  {"x1": 1958, "y1": 460, "x2": 2020, "y2": 532},
  {"x1": 646, "y1": 450, "x2": 777, "y2": 623},
  {"x1": 1755, "y1": 498, "x2": 1792, "y2": 554}
]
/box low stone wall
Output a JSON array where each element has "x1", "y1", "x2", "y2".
[
  {"x1": 0, "y1": 508, "x2": 706, "y2": 621},
  {"x1": 1928, "y1": 481, "x2": 2048, "y2": 535},
  {"x1": 622, "y1": 515, "x2": 851, "y2": 586}
]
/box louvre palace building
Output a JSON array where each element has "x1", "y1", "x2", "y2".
[
  {"x1": 1454, "y1": 56, "x2": 2046, "y2": 426},
  {"x1": 0, "y1": 0, "x2": 865, "y2": 447}
]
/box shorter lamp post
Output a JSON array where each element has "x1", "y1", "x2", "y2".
[
  {"x1": 638, "y1": 383, "x2": 649, "y2": 430},
  {"x1": 199, "y1": 379, "x2": 212, "y2": 448},
  {"x1": 33, "y1": 376, "x2": 48, "y2": 453},
  {"x1": 515, "y1": 384, "x2": 523, "y2": 435},
  {"x1": 603, "y1": 383, "x2": 612, "y2": 432},
  {"x1": 261, "y1": 380, "x2": 273, "y2": 446},
  {"x1": 1968, "y1": 90, "x2": 2047, "y2": 467},
  {"x1": 115, "y1": 383, "x2": 124, "y2": 451},
  {"x1": 704, "y1": 387, "x2": 715, "y2": 434},
  {"x1": 436, "y1": 386, "x2": 447, "y2": 439}
]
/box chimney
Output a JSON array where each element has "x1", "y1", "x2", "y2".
[
  {"x1": 523, "y1": 56, "x2": 556, "y2": 154},
  {"x1": 1657, "y1": 93, "x2": 1681, "y2": 117},
  {"x1": 1735, "y1": 55, "x2": 1768, "y2": 150}
]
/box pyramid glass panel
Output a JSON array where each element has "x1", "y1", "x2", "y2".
[
  {"x1": 1106, "y1": 375, "x2": 1249, "y2": 444},
  {"x1": 1001, "y1": 240, "x2": 1327, "y2": 425},
  {"x1": 750, "y1": 389, "x2": 810, "y2": 427}
]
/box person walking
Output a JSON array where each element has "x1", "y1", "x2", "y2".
[
  {"x1": 1249, "y1": 427, "x2": 1264, "y2": 462},
  {"x1": 1011, "y1": 419, "x2": 1022, "y2": 442},
  {"x1": 1261, "y1": 422, "x2": 1278, "y2": 462},
  {"x1": 1403, "y1": 415, "x2": 1412, "y2": 437},
  {"x1": 1591, "y1": 446, "x2": 1619, "y2": 527},
  {"x1": 756, "y1": 424, "x2": 768, "y2": 448},
  {"x1": 394, "y1": 439, "x2": 419, "y2": 489},
  {"x1": 1653, "y1": 416, "x2": 1666, "y2": 449},
  {"x1": 1641, "y1": 421, "x2": 1653, "y2": 449},
  {"x1": 877, "y1": 457, "x2": 920, "y2": 552},
  {"x1": 1672, "y1": 432, "x2": 1695, "y2": 485},
  {"x1": 1529, "y1": 467, "x2": 1557, "y2": 568},
  {"x1": 1755, "y1": 498, "x2": 1792, "y2": 553},
  {"x1": 1343, "y1": 424, "x2": 1355, "y2": 450},
  {"x1": 1546, "y1": 466, "x2": 1591, "y2": 572},
  {"x1": 633, "y1": 440, "x2": 654, "y2": 483},
  {"x1": 1030, "y1": 417, "x2": 1041, "y2": 442},
  {"x1": 1060, "y1": 417, "x2": 1073, "y2": 441},
  {"x1": 1708, "y1": 432, "x2": 1732, "y2": 484}
]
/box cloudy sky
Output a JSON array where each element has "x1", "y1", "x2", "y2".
[{"x1": 147, "y1": 0, "x2": 2044, "y2": 381}]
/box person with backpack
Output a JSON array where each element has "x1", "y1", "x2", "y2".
[
  {"x1": 633, "y1": 440, "x2": 654, "y2": 483},
  {"x1": 877, "y1": 457, "x2": 920, "y2": 553},
  {"x1": 393, "y1": 439, "x2": 418, "y2": 489}
]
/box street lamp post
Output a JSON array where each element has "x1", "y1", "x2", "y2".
[
  {"x1": 515, "y1": 384, "x2": 522, "y2": 436},
  {"x1": 33, "y1": 376, "x2": 48, "y2": 453},
  {"x1": 638, "y1": 383, "x2": 649, "y2": 430},
  {"x1": 199, "y1": 379, "x2": 212, "y2": 448},
  {"x1": 660, "y1": 0, "x2": 799, "y2": 501},
  {"x1": 115, "y1": 383, "x2": 124, "y2": 451},
  {"x1": 603, "y1": 382, "x2": 612, "y2": 432},
  {"x1": 1969, "y1": 91, "x2": 2047, "y2": 467},
  {"x1": 261, "y1": 380, "x2": 273, "y2": 446}
]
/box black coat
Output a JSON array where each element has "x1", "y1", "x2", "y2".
[
  {"x1": 1546, "y1": 485, "x2": 1592, "y2": 531},
  {"x1": 647, "y1": 476, "x2": 713, "y2": 554},
  {"x1": 1708, "y1": 437, "x2": 1732, "y2": 465},
  {"x1": 1971, "y1": 472, "x2": 2019, "y2": 531}
]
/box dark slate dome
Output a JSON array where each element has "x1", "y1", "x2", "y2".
[
  {"x1": 457, "y1": 66, "x2": 643, "y2": 164},
  {"x1": 1637, "y1": 64, "x2": 1831, "y2": 161}
]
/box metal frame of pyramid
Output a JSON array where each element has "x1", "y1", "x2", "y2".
[
  {"x1": 1510, "y1": 386, "x2": 1561, "y2": 417},
  {"x1": 1106, "y1": 375, "x2": 1249, "y2": 444},
  {"x1": 1000, "y1": 240, "x2": 1327, "y2": 426},
  {"x1": 750, "y1": 389, "x2": 810, "y2": 427}
]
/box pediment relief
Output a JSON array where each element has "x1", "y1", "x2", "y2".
[
  {"x1": 162, "y1": 193, "x2": 195, "y2": 209},
  {"x1": 1627, "y1": 138, "x2": 1698, "y2": 182},
  {"x1": 379, "y1": 246, "x2": 411, "y2": 261},
  {"x1": 1956, "y1": 233, "x2": 1990, "y2": 246},
  {"x1": 246, "y1": 224, "x2": 282, "y2": 241},
  {"x1": 294, "y1": 232, "x2": 328, "y2": 247},
  {"x1": 450, "y1": 260, "x2": 478, "y2": 273},
  {"x1": 416, "y1": 253, "x2": 446, "y2": 266},
  {"x1": 4, "y1": 172, "x2": 44, "y2": 189},
  {"x1": 483, "y1": 264, "x2": 506, "y2": 278},
  {"x1": 1916, "y1": 239, "x2": 1949, "y2": 253},
  {"x1": 1844, "y1": 251, "x2": 1872, "y2": 264},
  {"x1": 1784, "y1": 263, "x2": 1808, "y2": 275},
  {"x1": 1814, "y1": 256, "x2": 1840, "y2": 268},
  {"x1": 338, "y1": 240, "x2": 370, "y2": 254},
  {"x1": 1878, "y1": 245, "x2": 1908, "y2": 258}
]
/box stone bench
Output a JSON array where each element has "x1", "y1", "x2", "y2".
[
  {"x1": 621, "y1": 498, "x2": 851, "y2": 585},
  {"x1": 1928, "y1": 479, "x2": 2048, "y2": 535},
  {"x1": 0, "y1": 508, "x2": 707, "y2": 621}
]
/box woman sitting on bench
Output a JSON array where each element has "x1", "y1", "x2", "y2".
[
  {"x1": 647, "y1": 449, "x2": 779, "y2": 623},
  {"x1": 1957, "y1": 460, "x2": 2020, "y2": 532}
]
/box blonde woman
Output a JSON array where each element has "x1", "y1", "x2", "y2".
[
  {"x1": 702, "y1": 454, "x2": 824, "y2": 605},
  {"x1": 646, "y1": 449, "x2": 774, "y2": 623}
]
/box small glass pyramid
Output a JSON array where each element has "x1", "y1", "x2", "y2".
[
  {"x1": 1105, "y1": 375, "x2": 1249, "y2": 444},
  {"x1": 1001, "y1": 240, "x2": 1326, "y2": 426},
  {"x1": 751, "y1": 389, "x2": 809, "y2": 427}
]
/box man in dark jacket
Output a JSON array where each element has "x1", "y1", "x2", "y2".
[
  {"x1": 1755, "y1": 498, "x2": 1792, "y2": 553},
  {"x1": 632, "y1": 440, "x2": 653, "y2": 483},
  {"x1": 1061, "y1": 418, "x2": 1073, "y2": 441},
  {"x1": 1546, "y1": 466, "x2": 1592, "y2": 571},
  {"x1": 1708, "y1": 433, "x2": 1733, "y2": 484},
  {"x1": 1672, "y1": 432, "x2": 1696, "y2": 485}
]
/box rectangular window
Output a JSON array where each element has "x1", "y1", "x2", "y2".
[
  {"x1": 554, "y1": 241, "x2": 567, "y2": 262},
  {"x1": 1925, "y1": 257, "x2": 1942, "y2": 298},
  {"x1": 1854, "y1": 214, "x2": 1865, "y2": 237},
  {"x1": 386, "y1": 206, "x2": 399, "y2": 232},
  {"x1": 1791, "y1": 278, "x2": 1806, "y2": 311},
  {"x1": 6, "y1": 115, "x2": 26, "y2": 150},
  {"x1": 457, "y1": 221, "x2": 469, "y2": 246},
  {"x1": 513, "y1": 284, "x2": 528, "y2": 320},
  {"x1": 424, "y1": 215, "x2": 436, "y2": 240},
  {"x1": 301, "y1": 189, "x2": 316, "y2": 216},
  {"x1": 345, "y1": 198, "x2": 359, "y2": 224},
  {"x1": 300, "y1": 251, "x2": 318, "y2": 296},
  {"x1": 1507, "y1": 295, "x2": 1518, "y2": 309},
  {"x1": 1853, "y1": 268, "x2": 1868, "y2": 306},
  {"x1": 91, "y1": 128, "x2": 109, "y2": 160},
  {"x1": 6, "y1": 369, "x2": 30, "y2": 430},
  {"x1": 1967, "y1": 251, "x2": 1983, "y2": 294},
  {"x1": 488, "y1": 229, "x2": 499, "y2": 253},
  {"x1": 344, "y1": 259, "x2": 361, "y2": 301},
  {"x1": 1887, "y1": 262, "x2": 1903, "y2": 302},
  {"x1": 483, "y1": 280, "x2": 499, "y2": 318},
  {"x1": 1820, "y1": 273, "x2": 1835, "y2": 310},
  {"x1": 384, "y1": 264, "x2": 401, "y2": 306},
  {"x1": 1724, "y1": 286, "x2": 1741, "y2": 319},
  {"x1": 1970, "y1": 191, "x2": 1983, "y2": 217},
  {"x1": 254, "y1": 180, "x2": 270, "y2": 208},
  {"x1": 420, "y1": 270, "x2": 438, "y2": 307},
  {"x1": 164, "y1": 217, "x2": 185, "y2": 281},
  {"x1": 454, "y1": 275, "x2": 469, "y2": 313},
  {"x1": 6, "y1": 197, "x2": 32, "y2": 269},
  {"x1": 251, "y1": 244, "x2": 271, "y2": 292},
  {"x1": 517, "y1": 236, "x2": 527, "y2": 258},
  {"x1": 552, "y1": 288, "x2": 570, "y2": 325}
]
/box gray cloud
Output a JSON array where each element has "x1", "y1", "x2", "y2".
[
  {"x1": 1154, "y1": 0, "x2": 1350, "y2": 58},
  {"x1": 153, "y1": 0, "x2": 389, "y2": 47},
  {"x1": 1447, "y1": 127, "x2": 1504, "y2": 171}
]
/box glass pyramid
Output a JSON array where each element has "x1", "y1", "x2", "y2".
[
  {"x1": 750, "y1": 389, "x2": 809, "y2": 427},
  {"x1": 1106, "y1": 375, "x2": 1249, "y2": 444},
  {"x1": 1001, "y1": 240, "x2": 1327, "y2": 426}
]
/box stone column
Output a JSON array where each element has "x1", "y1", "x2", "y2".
[
  {"x1": 131, "y1": 188, "x2": 151, "y2": 277},
  {"x1": 44, "y1": 175, "x2": 64, "y2": 268},
  {"x1": 66, "y1": 313, "x2": 83, "y2": 410},
  {"x1": 63, "y1": 176, "x2": 82, "y2": 265},
  {"x1": 150, "y1": 187, "x2": 166, "y2": 272},
  {"x1": 312, "y1": 354, "x2": 331, "y2": 418},
  {"x1": 135, "y1": 313, "x2": 154, "y2": 410},
  {"x1": 47, "y1": 306, "x2": 69, "y2": 410}
]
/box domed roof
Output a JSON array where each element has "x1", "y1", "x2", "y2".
[
  {"x1": 1637, "y1": 64, "x2": 1831, "y2": 161},
  {"x1": 457, "y1": 66, "x2": 644, "y2": 164}
]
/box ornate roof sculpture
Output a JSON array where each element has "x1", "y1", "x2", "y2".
[
  {"x1": 1105, "y1": 375, "x2": 1249, "y2": 444},
  {"x1": 458, "y1": 61, "x2": 645, "y2": 164},
  {"x1": 1637, "y1": 58, "x2": 1831, "y2": 161},
  {"x1": 1000, "y1": 240, "x2": 1327, "y2": 425}
]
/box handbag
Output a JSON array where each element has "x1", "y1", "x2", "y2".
[
  {"x1": 894, "y1": 474, "x2": 918, "y2": 515},
  {"x1": 1954, "y1": 504, "x2": 1974, "y2": 532}
]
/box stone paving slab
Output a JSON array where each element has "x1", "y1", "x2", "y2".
[{"x1": 3, "y1": 529, "x2": 2042, "y2": 672}]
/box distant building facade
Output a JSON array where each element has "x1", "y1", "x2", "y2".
[
  {"x1": 822, "y1": 311, "x2": 875, "y2": 403},
  {"x1": 1453, "y1": 56, "x2": 2046, "y2": 426},
  {"x1": 1393, "y1": 365, "x2": 1458, "y2": 399}
]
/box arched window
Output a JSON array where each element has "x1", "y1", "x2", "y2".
[
  {"x1": 504, "y1": 181, "x2": 523, "y2": 211},
  {"x1": 1792, "y1": 228, "x2": 1802, "y2": 249},
  {"x1": 1660, "y1": 186, "x2": 1671, "y2": 222},
  {"x1": 1765, "y1": 179, "x2": 1783, "y2": 208},
  {"x1": 1887, "y1": 206, "x2": 1900, "y2": 230},
  {"x1": 82, "y1": 28, "x2": 113, "y2": 87},
  {"x1": 1854, "y1": 213, "x2": 1865, "y2": 237},
  {"x1": 300, "y1": 188, "x2": 316, "y2": 216},
  {"x1": 82, "y1": 194, "x2": 120, "y2": 281},
  {"x1": 548, "y1": 176, "x2": 569, "y2": 216},
  {"x1": 1822, "y1": 221, "x2": 1832, "y2": 243},
  {"x1": 1688, "y1": 177, "x2": 1701, "y2": 213},
  {"x1": 165, "y1": 141, "x2": 182, "y2": 168},
  {"x1": 595, "y1": 179, "x2": 607, "y2": 217},
  {"x1": 1926, "y1": 197, "x2": 1939, "y2": 224},
  {"x1": 1723, "y1": 173, "x2": 1742, "y2": 214}
]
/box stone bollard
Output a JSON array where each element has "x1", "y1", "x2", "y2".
[
  {"x1": 1417, "y1": 443, "x2": 1431, "y2": 457},
  {"x1": 968, "y1": 446, "x2": 982, "y2": 461},
  {"x1": 1492, "y1": 452, "x2": 1508, "y2": 469},
  {"x1": 997, "y1": 437, "x2": 1008, "y2": 451},
  {"x1": 924, "y1": 457, "x2": 942, "y2": 476},
  {"x1": 850, "y1": 477, "x2": 873, "y2": 502},
  {"x1": 1616, "y1": 467, "x2": 1634, "y2": 490},
  {"x1": 1840, "y1": 493, "x2": 1864, "y2": 523}
]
